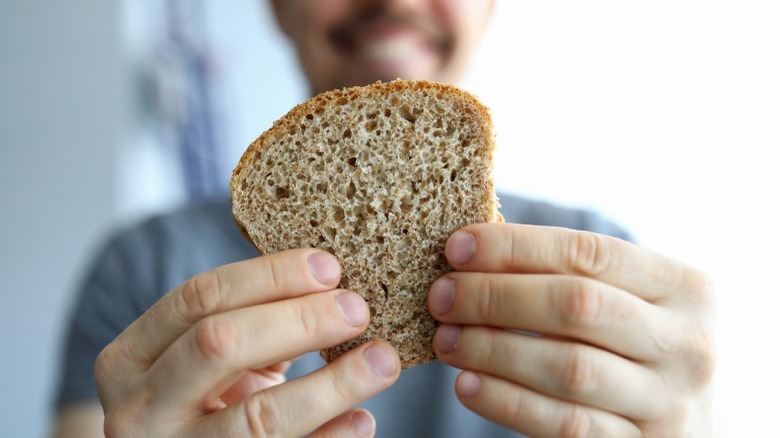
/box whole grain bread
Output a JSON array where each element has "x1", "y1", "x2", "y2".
[{"x1": 230, "y1": 79, "x2": 501, "y2": 368}]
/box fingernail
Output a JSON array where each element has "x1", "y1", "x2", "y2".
[
  {"x1": 363, "y1": 344, "x2": 396, "y2": 377},
  {"x1": 308, "y1": 252, "x2": 340, "y2": 285},
  {"x1": 428, "y1": 278, "x2": 455, "y2": 316},
  {"x1": 351, "y1": 410, "x2": 375, "y2": 437},
  {"x1": 446, "y1": 231, "x2": 476, "y2": 265},
  {"x1": 435, "y1": 324, "x2": 461, "y2": 354},
  {"x1": 336, "y1": 292, "x2": 368, "y2": 326},
  {"x1": 457, "y1": 371, "x2": 481, "y2": 398}
]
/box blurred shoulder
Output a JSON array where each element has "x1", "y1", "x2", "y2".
[{"x1": 497, "y1": 191, "x2": 634, "y2": 242}]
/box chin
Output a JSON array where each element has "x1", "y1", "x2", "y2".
[{"x1": 353, "y1": 63, "x2": 445, "y2": 86}]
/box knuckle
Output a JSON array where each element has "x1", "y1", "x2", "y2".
[
  {"x1": 568, "y1": 230, "x2": 612, "y2": 278},
  {"x1": 265, "y1": 256, "x2": 284, "y2": 292},
  {"x1": 295, "y1": 299, "x2": 322, "y2": 339},
  {"x1": 684, "y1": 268, "x2": 717, "y2": 311},
  {"x1": 502, "y1": 227, "x2": 522, "y2": 268},
  {"x1": 481, "y1": 328, "x2": 508, "y2": 368},
  {"x1": 327, "y1": 365, "x2": 356, "y2": 402},
  {"x1": 95, "y1": 343, "x2": 136, "y2": 395},
  {"x1": 193, "y1": 314, "x2": 240, "y2": 363},
  {"x1": 243, "y1": 392, "x2": 282, "y2": 438},
  {"x1": 683, "y1": 325, "x2": 718, "y2": 388},
  {"x1": 103, "y1": 411, "x2": 128, "y2": 438},
  {"x1": 497, "y1": 387, "x2": 527, "y2": 425},
  {"x1": 103, "y1": 395, "x2": 151, "y2": 438},
  {"x1": 557, "y1": 346, "x2": 597, "y2": 396},
  {"x1": 559, "y1": 406, "x2": 592, "y2": 438},
  {"x1": 177, "y1": 270, "x2": 225, "y2": 321},
  {"x1": 559, "y1": 279, "x2": 604, "y2": 328},
  {"x1": 476, "y1": 276, "x2": 500, "y2": 321},
  {"x1": 650, "y1": 321, "x2": 682, "y2": 356},
  {"x1": 95, "y1": 344, "x2": 120, "y2": 384}
]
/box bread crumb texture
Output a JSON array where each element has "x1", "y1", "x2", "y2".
[{"x1": 231, "y1": 80, "x2": 500, "y2": 367}]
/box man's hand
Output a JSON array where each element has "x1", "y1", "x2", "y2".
[
  {"x1": 428, "y1": 224, "x2": 715, "y2": 437},
  {"x1": 95, "y1": 248, "x2": 400, "y2": 437}
]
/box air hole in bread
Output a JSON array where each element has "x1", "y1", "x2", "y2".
[
  {"x1": 400, "y1": 105, "x2": 416, "y2": 124},
  {"x1": 274, "y1": 186, "x2": 289, "y2": 199},
  {"x1": 333, "y1": 206, "x2": 345, "y2": 223},
  {"x1": 324, "y1": 227, "x2": 336, "y2": 240}
]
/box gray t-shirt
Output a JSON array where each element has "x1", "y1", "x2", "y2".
[{"x1": 55, "y1": 192, "x2": 631, "y2": 437}]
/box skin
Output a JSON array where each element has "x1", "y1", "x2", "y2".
[
  {"x1": 55, "y1": 0, "x2": 715, "y2": 436},
  {"x1": 429, "y1": 225, "x2": 715, "y2": 436},
  {"x1": 270, "y1": 0, "x2": 495, "y2": 95},
  {"x1": 95, "y1": 249, "x2": 400, "y2": 437}
]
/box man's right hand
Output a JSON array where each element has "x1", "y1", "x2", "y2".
[{"x1": 93, "y1": 248, "x2": 400, "y2": 437}]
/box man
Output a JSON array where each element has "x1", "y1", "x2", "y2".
[{"x1": 54, "y1": 1, "x2": 715, "y2": 436}]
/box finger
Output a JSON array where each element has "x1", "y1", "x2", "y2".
[
  {"x1": 190, "y1": 341, "x2": 399, "y2": 438},
  {"x1": 428, "y1": 272, "x2": 677, "y2": 361},
  {"x1": 110, "y1": 248, "x2": 341, "y2": 372},
  {"x1": 148, "y1": 289, "x2": 370, "y2": 411},
  {"x1": 435, "y1": 325, "x2": 668, "y2": 420},
  {"x1": 218, "y1": 367, "x2": 288, "y2": 407},
  {"x1": 445, "y1": 223, "x2": 711, "y2": 303},
  {"x1": 308, "y1": 409, "x2": 376, "y2": 438},
  {"x1": 454, "y1": 371, "x2": 641, "y2": 437}
]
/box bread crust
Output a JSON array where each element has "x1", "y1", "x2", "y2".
[{"x1": 231, "y1": 80, "x2": 501, "y2": 367}]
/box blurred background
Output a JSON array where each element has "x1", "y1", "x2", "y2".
[{"x1": 1, "y1": 0, "x2": 778, "y2": 436}]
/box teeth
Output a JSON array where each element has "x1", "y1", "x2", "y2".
[{"x1": 358, "y1": 37, "x2": 417, "y2": 63}]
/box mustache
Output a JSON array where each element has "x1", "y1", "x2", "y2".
[{"x1": 329, "y1": 9, "x2": 449, "y2": 48}]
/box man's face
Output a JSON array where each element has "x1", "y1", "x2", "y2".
[{"x1": 272, "y1": 0, "x2": 494, "y2": 95}]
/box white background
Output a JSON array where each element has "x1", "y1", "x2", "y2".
[{"x1": 1, "y1": 1, "x2": 778, "y2": 436}]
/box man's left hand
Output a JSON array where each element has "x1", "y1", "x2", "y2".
[{"x1": 428, "y1": 223, "x2": 716, "y2": 437}]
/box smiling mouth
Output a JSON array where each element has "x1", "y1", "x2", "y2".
[
  {"x1": 330, "y1": 17, "x2": 448, "y2": 68},
  {"x1": 356, "y1": 31, "x2": 434, "y2": 65}
]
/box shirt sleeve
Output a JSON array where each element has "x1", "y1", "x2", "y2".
[
  {"x1": 54, "y1": 227, "x2": 161, "y2": 407},
  {"x1": 53, "y1": 200, "x2": 256, "y2": 408}
]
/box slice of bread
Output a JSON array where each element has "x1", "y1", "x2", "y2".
[{"x1": 231, "y1": 79, "x2": 502, "y2": 368}]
